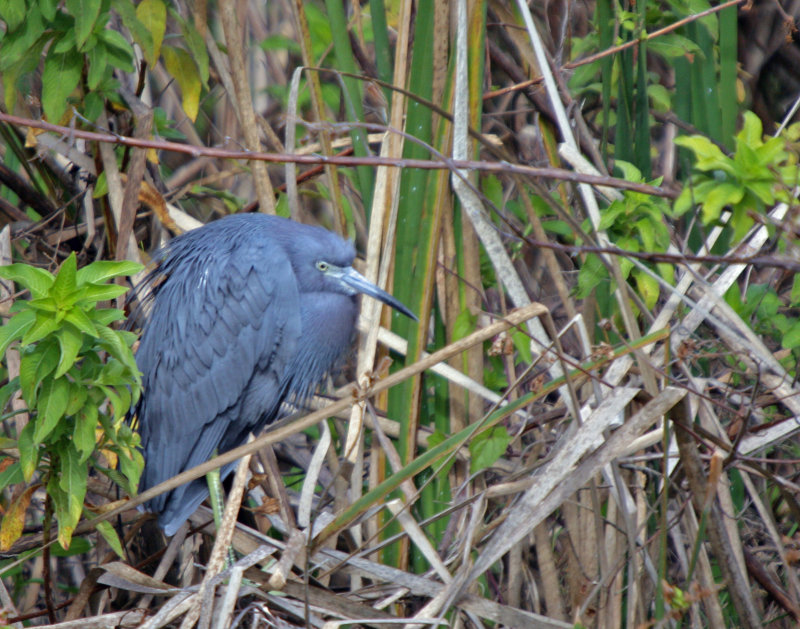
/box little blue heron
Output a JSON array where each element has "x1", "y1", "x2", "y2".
[{"x1": 132, "y1": 214, "x2": 416, "y2": 535}]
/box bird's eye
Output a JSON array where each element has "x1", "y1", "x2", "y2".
[{"x1": 315, "y1": 261, "x2": 329, "y2": 272}]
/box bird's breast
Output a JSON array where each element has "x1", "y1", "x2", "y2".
[{"x1": 285, "y1": 292, "x2": 358, "y2": 400}]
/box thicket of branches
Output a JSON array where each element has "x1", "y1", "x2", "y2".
[{"x1": 1, "y1": 0, "x2": 800, "y2": 627}]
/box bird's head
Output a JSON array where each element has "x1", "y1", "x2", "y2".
[
  {"x1": 316, "y1": 260, "x2": 417, "y2": 321},
  {"x1": 284, "y1": 223, "x2": 417, "y2": 321}
]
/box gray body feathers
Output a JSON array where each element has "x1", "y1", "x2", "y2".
[{"x1": 133, "y1": 214, "x2": 359, "y2": 535}]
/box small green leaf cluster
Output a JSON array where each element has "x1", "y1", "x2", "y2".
[
  {"x1": 426, "y1": 424, "x2": 511, "y2": 477},
  {"x1": 577, "y1": 161, "x2": 674, "y2": 311},
  {"x1": 468, "y1": 426, "x2": 511, "y2": 475},
  {"x1": 725, "y1": 280, "x2": 800, "y2": 371},
  {"x1": 0, "y1": 0, "x2": 208, "y2": 123},
  {"x1": 674, "y1": 111, "x2": 795, "y2": 242},
  {"x1": 0, "y1": 253, "x2": 143, "y2": 549}
]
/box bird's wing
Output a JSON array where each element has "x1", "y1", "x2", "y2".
[{"x1": 134, "y1": 232, "x2": 300, "y2": 513}]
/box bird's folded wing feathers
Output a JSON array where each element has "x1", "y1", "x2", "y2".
[{"x1": 135, "y1": 235, "x2": 301, "y2": 497}]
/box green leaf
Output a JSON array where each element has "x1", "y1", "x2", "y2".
[
  {"x1": 701, "y1": 182, "x2": 744, "y2": 224},
  {"x1": 790, "y1": 274, "x2": 800, "y2": 307},
  {"x1": 0, "y1": 460, "x2": 22, "y2": 492},
  {"x1": 74, "y1": 403, "x2": 97, "y2": 462},
  {"x1": 738, "y1": 111, "x2": 763, "y2": 147},
  {"x1": 657, "y1": 262, "x2": 674, "y2": 286},
  {"x1": 94, "y1": 519, "x2": 124, "y2": 557},
  {"x1": 745, "y1": 181, "x2": 775, "y2": 206},
  {"x1": 162, "y1": 44, "x2": 201, "y2": 121},
  {"x1": 1, "y1": 19, "x2": 47, "y2": 81},
  {"x1": 55, "y1": 324, "x2": 83, "y2": 378},
  {"x1": 646, "y1": 84, "x2": 671, "y2": 113},
  {"x1": 617, "y1": 236, "x2": 638, "y2": 280},
  {"x1": 781, "y1": 321, "x2": 800, "y2": 350},
  {"x1": 52, "y1": 29, "x2": 78, "y2": 54},
  {"x1": 97, "y1": 28, "x2": 134, "y2": 72},
  {"x1": 635, "y1": 218, "x2": 656, "y2": 251},
  {"x1": 674, "y1": 136, "x2": 733, "y2": 173},
  {"x1": 90, "y1": 308, "x2": 126, "y2": 326},
  {"x1": 452, "y1": 308, "x2": 476, "y2": 342},
  {"x1": 633, "y1": 268, "x2": 660, "y2": 311},
  {"x1": 735, "y1": 142, "x2": 761, "y2": 173},
  {"x1": 52, "y1": 252, "x2": 78, "y2": 305},
  {"x1": 114, "y1": 0, "x2": 153, "y2": 66},
  {"x1": 136, "y1": 0, "x2": 166, "y2": 65},
  {"x1": 77, "y1": 283, "x2": 129, "y2": 304},
  {"x1": 50, "y1": 535, "x2": 92, "y2": 556},
  {"x1": 647, "y1": 33, "x2": 701, "y2": 59},
  {"x1": 65, "y1": 381, "x2": 89, "y2": 416},
  {"x1": 18, "y1": 422, "x2": 38, "y2": 481},
  {"x1": 0, "y1": 377, "x2": 20, "y2": 414},
  {"x1": 58, "y1": 447, "x2": 87, "y2": 544},
  {"x1": 116, "y1": 447, "x2": 143, "y2": 494},
  {"x1": 260, "y1": 34, "x2": 301, "y2": 55},
  {"x1": 47, "y1": 474, "x2": 75, "y2": 550},
  {"x1": 26, "y1": 296, "x2": 59, "y2": 313},
  {"x1": 87, "y1": 42, "x2": 109, "y2": 90},
  {"x1": 100, "y1": 384, "x2": 131, "y2": 422},
  {"x1": 42, "y1": 48, "x2": 82, "y2": 123},
  {"x1": 613, "y1": 160, "x2": 643, "y2": 182},
  {"x1": 77, "y1": 260, "x2": 143, "y2": 285},
  {"x1": 40, "y1": 0, "x2": 58, "y2": 20},
  {"x1": 21, "y1": 311, "x2": 59, "y2": 346},
  {"x1": 19, "y1": 339, "x2": 59, "y2": 406},
  {"x1": 96, "y1": 325, "x2": 137, "y2": 373},
  {"x1": 65, "y1": 0, "x2": 102, "y2": 50},
  {"x1": 33, "y1": 377, "x2": 70, "y2": 444},
  {"x1": 0, "y1": 0, "x2": 26, "y2": 31},
  {"x1": 63, "y1": 307, "x2": 97, "y2": 337},
  {"x1": 755, "y1": 136, "x2": 788, "y2": 167},
  {"x1": 576, "y1": 253, "x2": 608, "y2": 299},
  {"x1": 731, "y1": 205, "x2": 755, "y2": 244},
  {"x1": 469, "y1": 426, "x2": 510, "y2": 474},
  {"x1": 0, "y1": 309, "x2": 35, "y2": 356},
  {"x1": 177, "y1": 15, "x2": 208, "y2": 84},
  {"x1": 598, "y1": 200, "x2": 628, "y2": 230},
  {"x1": 511, "y1": 329, "x2": 532, "y2": 364},
  {"x1": 0, "y1": 263, "x2": 54, "y2": 297}
]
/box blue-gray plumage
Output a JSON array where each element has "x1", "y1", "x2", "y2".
[{"x1": 132, "y1": 214, "x2": 415, "y2": 535}]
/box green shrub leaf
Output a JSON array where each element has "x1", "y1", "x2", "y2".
[
  {"x1": 0, "y1": 309, "x2": 35, "y2": 356},
  {"x1": 34, "y1": 377, "x2": 70, "y2": 444},
  {"x1": 76, "y1": 260, "x2": 143, "y2": 285},
  {"x1": 42, "y1": 48, "x2": 82, "y2": 122},
  {"x1": 469, "y1": 426, "x2": 511, "y2": 474},
  {"x1": 95, "y1": 519, "x2": 125, "y2": 558},
  {"x1": 65, "y1": 0, "x2": 102, "y2": 50},
  {"x1": 55, "y1": 324, "x2": 84, "y2": 378},
  {"x1": 0, "y1": 264, "x2": 54, "y2": 297},
  {"x1": 136, "y1": 0, "x2": 166, "y2": 65}
]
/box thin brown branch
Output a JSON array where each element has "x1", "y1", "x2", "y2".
[{"x1": 0, "y1": 113, "x2": 674, "y2": 198}]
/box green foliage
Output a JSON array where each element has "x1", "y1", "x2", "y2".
[
  {"x1": 674, "y1": 112, "x2": 794, "y2": 241},
  {"x1": 469, "y1": 426, "x2": 511, "y2": 474},
  {"x1": 576, "y1": 162, "x2": 673, "y2": 310},
  {"x1": 725, "y1": 282, "x2": 800, "y2": 371},
  {"x1": 0, "y1": 0, "x2": 206, "y2": 122},
  {"x1": 0, "y1": 254, "x2": 143, "y2": 550}
]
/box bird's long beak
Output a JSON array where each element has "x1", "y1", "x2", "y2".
[{"x1": 340, "y1": 267, "x2": 418, "y2": 321}]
